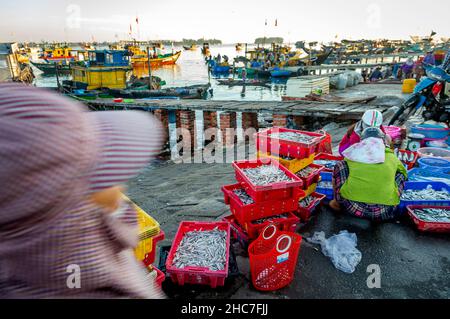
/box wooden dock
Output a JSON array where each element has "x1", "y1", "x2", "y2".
[{"x1": 84, "y1": 98, "x2": 393, "y2": 121}]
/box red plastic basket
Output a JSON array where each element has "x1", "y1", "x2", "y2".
[
  {"x1": 244, "y1": 212, "x2": 300, "y2": 239},
  {"x1": 295, "y1": 164, "x2": 325, "y2": 190},
  {"x1": 397, "y1": 150, "x2": 418, "y2": 170},
  {"x1": 256, "y1": 128, "x2": 325, "y2": 159},
  {"x1": 142, "y1": 231, "x2": 165, "y2": 267},
  {"x1": 314, "y1": 153, "x2": 344, "y2": 172},
  {"x1": 406, "y1": 205, "x2": 450, "y2": 233},
  {"x1": 165, "y1": 221, "x2": 230, "y2": 288},
  {"x1": 296, "y1": 192, "x2": 326, "y2": 221},
  {"x1": 222, "y1": 183, "x2": 303, "y2": 226},
  {"x1": 232, "y1": 159, "x2": 304, "y2": 203},
  {"x1": 248, "y1": 225, "x2": 302, "y2": 291},
  {"x1": 154, "y1": 266, "x2": 165, "y2": 287}
]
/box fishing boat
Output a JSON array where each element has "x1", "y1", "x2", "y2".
[
  {"x1": 68, "y1": 50, "x2": 132, "y2": 90},
  {"x1": 270, "y1": 67, "x2": 293, "y2": 78},
  {"x1": 208, "y1": 60, "x2": 231, "y2": 74},
  {"x1": 183, "y1": 44, "x2": 197, "y2": 51},
  {"x1": 40, "y1": 46, "x2": 77, "y2": 62},
  {"x1": 217, "y1": 79, "x2": 270, "y2": 88},
  {"x1": 30, "y1": 60, "x2": 72, "y2": 75},
  {"x1": 126, "y1": 44, "x2": 181, "y2": 74},
  {"x1": 106, "y1": 84, "x2": 211, "y2": 100}
]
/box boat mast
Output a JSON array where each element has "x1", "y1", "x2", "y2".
[{"x1": 147, "y1": 46, "x2": 152, "y2": 91}]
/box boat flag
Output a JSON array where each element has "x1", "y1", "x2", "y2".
[
  {"x1": 136, "y1": 16, "x2": 139, "y2": 24},
  {"x1": 129, "y1": 24, "x2": 132, "y2": 35},
  {"x1": 265, "y1": 19, "x2": 267, "y2": 26},
  {"x1": 275, "y1": 19, "x2": 278, "y2": 27}
]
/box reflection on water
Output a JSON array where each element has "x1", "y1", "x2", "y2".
[{"x1": 33, "y1": 45, "x2": 287, "y2": 101}]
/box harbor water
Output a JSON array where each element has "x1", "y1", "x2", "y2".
[{"x1": 33, "y1": 44, "x2": 288, "y2": 102}]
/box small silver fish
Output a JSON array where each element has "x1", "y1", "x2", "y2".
[{"x1": 243, "y1": 165, "x2": 293, "y2": 186}]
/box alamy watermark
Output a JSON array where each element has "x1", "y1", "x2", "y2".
[
  {"x1": 366, "y1": 264, "x2": 381, "y2": 289},
  {"x1": 66, "y1": 4, "x2": 82, "y2": 29},
  {"x1": 66, "y1": 264, "x2": 81, "y2": 289}
]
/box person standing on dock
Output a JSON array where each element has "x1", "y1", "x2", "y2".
[
  {"x1": 401, "y1": 58, "x2": 414, "y2": 79},
  {"x1": 0, "y1": 84, "x2": 165, "y2": 299}
]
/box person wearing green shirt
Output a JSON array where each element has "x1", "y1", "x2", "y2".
[{"x1": 329, "y1": 127, "x2": 408, "y2": 221}]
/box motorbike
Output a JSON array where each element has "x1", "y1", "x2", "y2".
[{"x1": 388, "y1": 50, "x2": 450, "y2": 125}]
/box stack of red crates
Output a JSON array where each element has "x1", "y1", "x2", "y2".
[
  {"x1": 222, "y1": 128, "x2": 328, "y2": 247},
  {"x1": 222, "y1": 158, "x2": 304, "y2": 248},
  {"x1": 256, "y1": 128, "x2": 327, "y2": 221}
]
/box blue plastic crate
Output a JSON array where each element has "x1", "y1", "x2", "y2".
[
  {"x1": 320, "y1": 171, "x2": 333, "y2": 182},
  {"x1": 417, "y1": 157, "x2": 450, "y2": 171},
  {"x1": 411, "y1": 124, "x2": 449, "y2": 139},
  {"x1": 399, "y1": 181, "x2": 450, "y2": 211},
  {"x1": 408, "y1": 168, "x2": 450, "y2": 184},
  {"x1": 316, "y1": 187, "x2": 333, "y2": 201},
  {"x1": 318, "y1": 172, "x2": 333, "y2": 200}
]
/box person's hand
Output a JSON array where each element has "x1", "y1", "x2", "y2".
[{"x1": 90, "y1": 186, "x2": 125, "y2": 213}]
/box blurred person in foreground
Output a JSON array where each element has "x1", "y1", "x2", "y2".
[
  {"x1": 0, "y1": 83, "x2": 165, "y2": 298},
  {"x1": 330, "y1": 127, "x2": 407, "y2": 221}
]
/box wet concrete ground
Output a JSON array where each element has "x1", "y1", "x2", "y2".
[
  {"x1": 127, "y1": 155, "x2": 450, "y2": 299},
  {"x1": 126, "y1": 83, "x2": 448, "y2": 299}
]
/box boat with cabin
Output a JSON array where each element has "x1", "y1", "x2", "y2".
[{"x1": 66, "y1": 50, "x2": 132, "y2": 90}]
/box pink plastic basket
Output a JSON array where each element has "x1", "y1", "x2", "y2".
[{"x1": 165, "y1": 221, "x2": 230, "y2": 288}]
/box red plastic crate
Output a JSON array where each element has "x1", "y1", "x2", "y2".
[
  {"x1": 232, "y1": 159, "x2": 304, "y2": 203},
  {"x1": 154, "y1": 266, "x2": 165, "y2": 287},
  {"x1": 165, "y1": 221, "x2": 230, "y2": 288},
  {"x1": 142, "y1": 231, "x2": 165, "y2": 267},
  {"x1": 295, "y1": 164, "x2": 325, "y2": 190},
  {"x1": 296, "y1": 192, "x2": 327, "y2": 221},
  {"x1": 256, "y1": 127, "x2": 325, "y2": 159},
  {"x1": 222, "y1": 215, "x2": 251, "y2": 249},
  {"x1": 406, "y1": 205, "x2": 450, "y2": 233},
  {"x1": 222, "y1": 183, "x2": 303, "y2": 226},
  {"x1": 314, "y1": 153, "x2": 344, "y2": 172},
  {"x1": 315, "y1": 131, "x2": 332, "y2": 154},
  {"x1": 397, "y1": 150, "x2": 418, "y2": 170},
  {"x1": 244, "y1": 212, "x2": 300, "y2": 239},
  {"x1": 223, "y1": 212, "x2": 299, "y2": 241}
]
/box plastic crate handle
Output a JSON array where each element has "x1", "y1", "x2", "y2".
[
  {"x1": 262, "y1": 224, "x2": 277, "y2": 240},
  {"x1": 183, "y1": 266, "x2": 210, "y2": 273}
]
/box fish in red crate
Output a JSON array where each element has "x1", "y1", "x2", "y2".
[
  {"x1": 256, "y1": 128, "x2": 325, "y2": 159},
  {"x1": 232, "y1": 159, "x2": 304, "y2": 203}
]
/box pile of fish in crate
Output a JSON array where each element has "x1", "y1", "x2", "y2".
[
  {"x1": 221, "y1": 128, "x2": 331, "y2": 249},
  {"x1": 402, "y1": 156, "x2": 450, "y2": 233}
]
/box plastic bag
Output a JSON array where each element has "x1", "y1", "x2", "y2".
[
  {"x1": 307, "y1": 230, "x2": 362, "y2": 274},
  {"x1": 336, "y1": 74, "x2": 348, "y2": 90}
]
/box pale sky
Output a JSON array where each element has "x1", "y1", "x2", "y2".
[{"x1": 1, "y1": 0, "x2": 449, "y2": 43}]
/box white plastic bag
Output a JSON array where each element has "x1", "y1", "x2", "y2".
[{"x1": 308, "y1": 230, "x2": 362, "y2": 274}]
